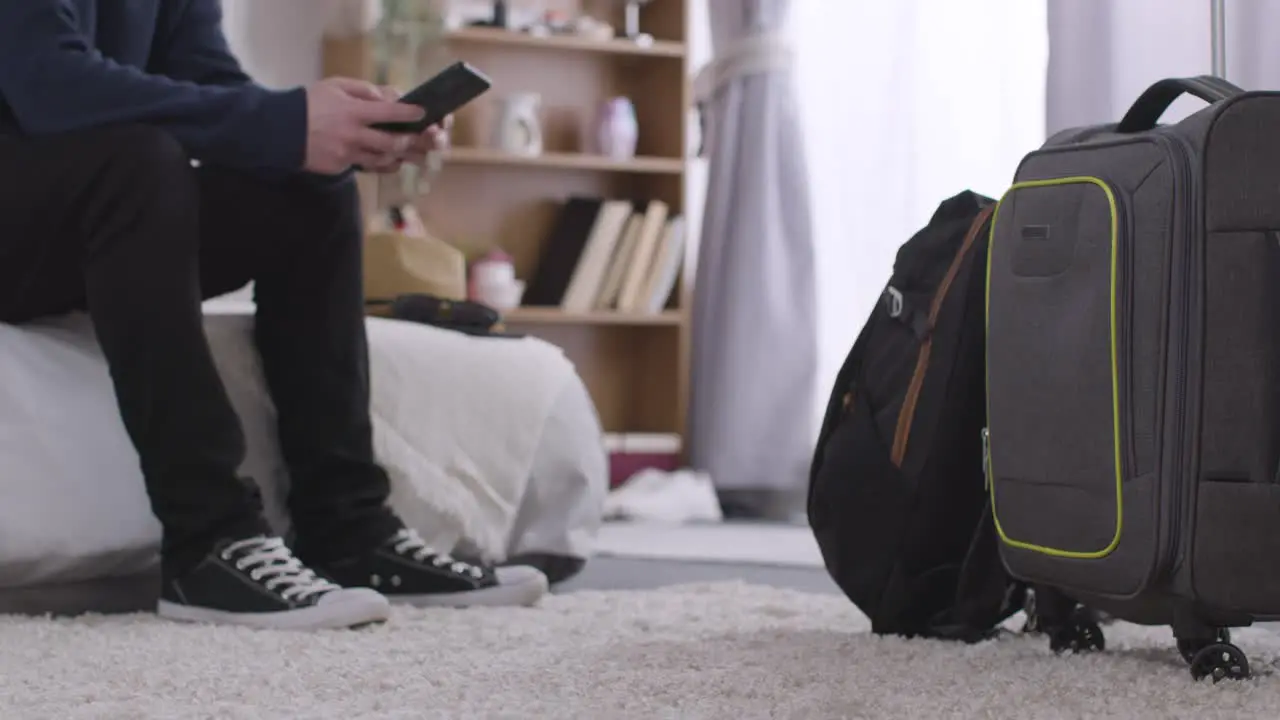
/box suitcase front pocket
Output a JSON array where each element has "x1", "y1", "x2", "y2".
[{"x1": 985, "y1": 176, "x2": 1131, "y2": 560}]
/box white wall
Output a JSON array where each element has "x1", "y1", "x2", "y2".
[{"x1": 222, "y1": 0, "x2": 339, "y2": 87}]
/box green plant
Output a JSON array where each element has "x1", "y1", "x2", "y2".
[
  {"x1": 372, "y1": 0, "x2": 449, "y2": 204},
  {"x1": 372, "y1": 0, "x2": 445, "y2": 86}
]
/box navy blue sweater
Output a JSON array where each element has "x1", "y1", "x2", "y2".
[{"x1": 0, "y1": 0, "x2": 307, "y2": 171}]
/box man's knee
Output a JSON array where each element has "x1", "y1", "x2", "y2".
[
  {"x1": 95, "y1": 125, "x2": 196, "y2": 199},
  {"x1": 295, "y1": 171, "x2": 363, "y2": 241},
  {"x1": 82, "y1": 126, "x2": 199, "y2": 255},
  {"x1": 302, "y1": 172, "x2": 362, "y2": 216}
]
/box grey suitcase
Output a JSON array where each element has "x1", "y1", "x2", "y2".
[{"x1": 983, "y1": 3, "x2": 1280, "y2": 682}]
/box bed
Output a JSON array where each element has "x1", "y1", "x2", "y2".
[{"x1": 0, "y1": 305, "x2": 608, "y2": 614}]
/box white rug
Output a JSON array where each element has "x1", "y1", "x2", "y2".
[
  {"x1": 5, "y1": 583, "x2": 1280, "y2": 719},
  {"x1": 594, "y1": 521, "x2": 824, "y2": 568}
]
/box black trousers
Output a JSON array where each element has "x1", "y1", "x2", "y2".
[{"x1": 0, "y1": 125, "x2": 401, "y2": 574}]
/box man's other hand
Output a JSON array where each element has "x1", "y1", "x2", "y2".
[
  {"x1": 409, "y1": 112, "x2": 453, "y2": 157},
  {"x1": 303, "y1": 77, "x2": 425, "y2": 175}
]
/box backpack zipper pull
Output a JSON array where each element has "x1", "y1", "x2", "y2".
[{"x1": 981, "y1": 427, "x2": 991, "y2": 490}]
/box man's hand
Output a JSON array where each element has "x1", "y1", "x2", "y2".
[
  {"x1": 303, "y1": 77, "x2": 425, "y2": 175},
  {"x1": 372, "y1": 86, "x2": 454, "y2": 171}
]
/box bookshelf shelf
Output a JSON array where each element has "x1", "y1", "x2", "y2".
[
  {"x1": 446, "y1": 27, "x2": 685, "y2": 59},
  {"x1": 504, "y1": 308, "x2": 683, "y2": 326},
  {"x1": 328, "y1": 0, "x2": 695, "y2": 450},
  {"x1": 443, "y1": 147, "x2": 684, "y2": 174}
]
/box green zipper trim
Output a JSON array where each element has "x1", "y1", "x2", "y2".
[{"x1": 984, "y1": 176, "x2": 1123, "y2": 560}]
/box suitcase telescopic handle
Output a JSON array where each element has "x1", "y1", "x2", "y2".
[{"x1": 1116, "y1": 75, "x2": 1245, "y2": 133}]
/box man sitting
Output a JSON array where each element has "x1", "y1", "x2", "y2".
[{"x1": 0, "y1": 0, "x2": 547, "y2": 630}]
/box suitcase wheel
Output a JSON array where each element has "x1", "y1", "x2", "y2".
[
  {"x1": 1021, "y1": 590, "x2": 1041, "y2": 634},
  {"x1": 1046, "y1": 608, "x2": 1106, "y2": 654},
  {"x1": 1021, "y1": 589, "x2": 1114, "y2": 637},
  {"x1": 1177, "y1": 629, "x2": 1231, "y2": 664},
  {"x1": 1187, "y1": 641, "x2": 1251, "y2": 683}
]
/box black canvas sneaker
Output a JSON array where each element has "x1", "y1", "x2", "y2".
[
  {"x1": 157, "y1": 536, "x2": 391, "y2": 630},
  {"x1": 310, "y1": 528, "x2": 549, "y2": 608}
]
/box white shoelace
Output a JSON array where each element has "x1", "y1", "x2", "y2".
[
  {"x1": 220, "y1": 537, "x2": 340, "y2": 602},
  {"x1": 390, "y1": 528, "x2": 485, "y2": 580}
]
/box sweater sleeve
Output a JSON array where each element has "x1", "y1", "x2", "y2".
[
  {"x1": 149, "y1": 0, "x2": 253, "y2": 87},
  {"x1": 0, "y1": 0, "x2": 307, "y2": 172}
]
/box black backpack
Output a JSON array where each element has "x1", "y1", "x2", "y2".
[{"x1": 807, "y1": 190, "x2": 1024, "y2": 642}]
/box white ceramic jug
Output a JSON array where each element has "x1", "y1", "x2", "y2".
[{"x1": 492, "y1": 92, "x2": 544, "y2": 156}]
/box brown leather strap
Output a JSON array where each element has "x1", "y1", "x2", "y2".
[
  {"x1": 890, "y1": 205, "x2": 995, "y2": 468},
  {"x1": 929, "y1": 204, "x2": 995, "y2": 325}
]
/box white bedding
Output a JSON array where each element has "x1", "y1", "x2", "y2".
[{"x1": 0, "y1": 309, "x2": 607, "y2": 589}]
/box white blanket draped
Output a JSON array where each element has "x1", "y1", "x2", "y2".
[
  {"x1": 206, "y1": 308, "x2": 580, "y2": 560},
  {"x1": 0, "y1": 309, "x2": 602, "y2": 588}
]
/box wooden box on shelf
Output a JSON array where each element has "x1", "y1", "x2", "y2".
[{"x1": 326, "y1": 0, "x2": 694, "y2": 455}]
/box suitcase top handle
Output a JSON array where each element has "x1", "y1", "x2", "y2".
[{"x1": 1117, "y1": 75, "x2": 1245, "y2": 133}]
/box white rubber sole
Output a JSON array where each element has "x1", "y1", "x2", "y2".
[
  {"x1": 157, "y1": 587, "x2": 392, "y2": 630},
  {"x1": 388, "y1": 565, "x2": 550, "y2": 608}
]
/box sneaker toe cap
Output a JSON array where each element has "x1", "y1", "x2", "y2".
[
  {"x1": 495, "y1": 565, "x2": 549, "y2": 589},
  {"x1": 318, "y1": 586, "x2": 391, "y2": 610}
]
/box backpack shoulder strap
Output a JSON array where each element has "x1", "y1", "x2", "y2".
[{"x1": 925, "y1": 505, "x2": 1026, "y2": 643}]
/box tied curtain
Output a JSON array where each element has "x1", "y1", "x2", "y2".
[{"x1": 689, "y1": 0, "x2": 817, "y2": 510}]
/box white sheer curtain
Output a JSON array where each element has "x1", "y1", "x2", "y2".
[
  {"x1": 1047, "y1": 0, "x2": 1280, "y2": 135},
  {"x1": 790, "y1": 0, "x2": 1050, "y2": 428}
]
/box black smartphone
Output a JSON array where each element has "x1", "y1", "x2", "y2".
[{"x1": 371, "y1": 61, "x2": 493, "y2": 134}]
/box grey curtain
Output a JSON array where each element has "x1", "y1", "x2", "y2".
[
  {"x1": 689, "y1": 0, "x2": 817, "y2": 504},
  {"x1": 1047, "y1": 0, "x2": 1280, "y2": 135}
]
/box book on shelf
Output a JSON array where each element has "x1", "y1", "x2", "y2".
[
  {"x1": 524, "y1": 194, "x2": 686, "y2": 315},
  {"x1": 522, "y1": 195, "x2": 601, "y2": 307},
  {"x1": 633, "y1": 215, "x2": 686, "y2": 314},
  {"x1": 614, "y1": 199, "x2": 668, "y2": 311},
  {"x1": 560, "y1": 199, "x2": 633, "y2": 312},
  {"x1": 594, "y1": 212, "x2": 642, "y2": 310}
]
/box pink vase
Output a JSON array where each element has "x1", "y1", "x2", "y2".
[{"x1": 596, "y1": 97, "x2": 639, "y2": 159}]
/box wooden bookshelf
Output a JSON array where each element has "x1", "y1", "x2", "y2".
[
  {"x1": 442, "y1": 146, "x2": 684, "y2": 174},
  {"x1": 504, "y1": 308, "x2": 684, "y2": 326},
  {"x1": 446, "y1": 25, "x2": 686, "y2": 58},
  {"x1": 325, "y1": 0, "x2": 695, "y2": 448}
]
